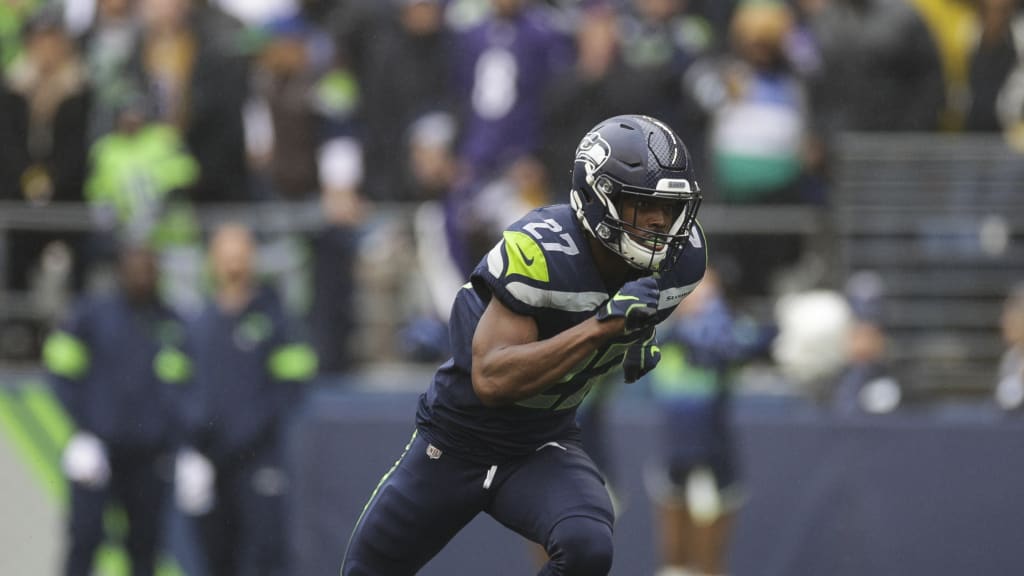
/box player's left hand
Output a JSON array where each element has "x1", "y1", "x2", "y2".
[{"x1": 622, "y1": 327, "x2": 660, "y2": 383}]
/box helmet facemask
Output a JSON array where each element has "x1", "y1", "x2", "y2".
[
  {"x1": 587, "y1": 173, "x2": 700, "y2": 271},
  {"x1": 569, "y1": 115, "x2": 703, "y2": 272}
]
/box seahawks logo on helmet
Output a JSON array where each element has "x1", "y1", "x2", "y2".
[
  {"x1": 575, "y1": 132, "x2": 611, "y2": 176},
  {"x1": 570, "y1": 114, "x2": 702, "y2": 272}
]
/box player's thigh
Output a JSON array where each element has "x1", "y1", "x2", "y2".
[
  {"x1": 487, "y1": 441, "x2": 614, "y2": 545},
  {"x1": 343, "y1": 432, "x2": 488, "y2": 575}
]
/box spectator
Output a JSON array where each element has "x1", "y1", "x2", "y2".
[
  {"x1": 994, "y1": 282, "x2": 1024, "y2": 411},
  {"x1": 451, "y1": 0, "x2": 572, "y2": 177},
  {"x1": 85, "y1": 93, "x2": 200, "y2": 250},
  {"x1": 178, "y1": 223, "x2": 316, "y2": 576},
  {"x1": 1, "y1": 6, "x2": 91, "y2": 293},
  {"x1": 79, "y1": 0, "x2": 146, "y2": 143},
  {"x1": 544, "y1": 0, "x2": 717, "y2": 184},
  {"x1": 311, "y1": 175, "x2": 361, "y2": 373},
  {"x1": 82, "y1": 91, "x2": 203, "y2": 313},
  {"x1": 966, "y1": 0, "x2": 1024, "y2": 133},
  {"x1": 804, "y1": 0, "x2": 945, "y2": 134},
  {"x1": 647, "y1": 268, "x2": 773, "y2": 576},
  {"x1": 138, "y1": 0, "x2": 250, "y2": 203},
  {"x1": 443, "y1": 0, "x2": 573, "y2": 273},
  {"x1": 541, "y1": 4, "x2": 633, "y2": 195},
  {"x1": 245, "y1": 13, "x2": 349, "y2": 201},
  {"x1": 241, "y1": 13, "x2": 364, "y2": 359},
  {"x1": 617, "y1": 0, "x2": 713, "y2": 151},
  {"x1": 306, "y1": 51, "x2": 365, "y2": 370},
  {"x1": 358, "y1": 0, "x2": 454, "y2": 203},
  {"x1": 408, "y1": 111, "x2": 460, "y2": 203},
  {"x1": 898, "y1": 0, "x2": 980, "y2": 131},
  {"x1": 403, "y1": 113, "x2": 464, "y2": 361},
  {"x1": 690, "y1": 0, "x2": 812, "y2": 299},
  {"x1": 43, "y1": 244, "x2": 192, "y2": 576},
  {"x1": 703, "y1": 0, "x2": 808, "y2": 203},
  {"x1": 832, "y1": 271, "x2": 902, "y2": 415}
]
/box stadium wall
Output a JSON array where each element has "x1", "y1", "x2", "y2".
[{"x1": 291, "y1": 388, "x2": 1024, "y2": 576}]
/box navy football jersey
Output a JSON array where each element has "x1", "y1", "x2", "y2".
[{"x1": 416, "y1": 204, "x2": 706, "y2": 462}]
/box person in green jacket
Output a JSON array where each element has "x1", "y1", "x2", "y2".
[{"x1": 85, "y1": 93, "x2": 200, "y2": 249}]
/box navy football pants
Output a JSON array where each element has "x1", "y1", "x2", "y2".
[{"x1": 341, "y1": 431, "x2": 615, "y2": 575}]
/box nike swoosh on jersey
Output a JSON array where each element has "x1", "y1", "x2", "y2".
[
  {"x1": 516, "y1": 243, "x2": 535, "y2": 266},
  {"x1": 501, "y1": 231, "x2": 549, "y2": 282}
]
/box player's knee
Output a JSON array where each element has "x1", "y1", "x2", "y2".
[{"x1": 546, "y1": 516, "x2": 614, "y2": 576}]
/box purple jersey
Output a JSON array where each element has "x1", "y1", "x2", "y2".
[{"x1": 454, "y1": 9, "x2": 572, "y2": 174}]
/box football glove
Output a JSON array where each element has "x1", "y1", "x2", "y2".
[
  {"x1": 596, "y1": 276, "x2": 660, "y2": 333},
  {"x1": 623, "y1": 327, "x2": 661, "y2": 384}
]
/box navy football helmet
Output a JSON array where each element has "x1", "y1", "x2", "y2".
[{"x1": 570, "y1": 115, "x2": 702, "y2": 271}]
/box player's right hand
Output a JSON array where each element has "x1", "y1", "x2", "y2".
[{"x1": 596, "y1": 276, "x2": 660, "y2": 333}]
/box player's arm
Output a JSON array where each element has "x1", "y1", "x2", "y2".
[{"x1": 471, "y1": 296, "x2": 624, "y2": 407}]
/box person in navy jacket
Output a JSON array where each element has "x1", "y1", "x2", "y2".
[
  {"x1": 176, "y1": 223, "x2": 317, "y2": 576},
  {"x1": 44, "y1": 244, "x2": 192, "y2": 576}
]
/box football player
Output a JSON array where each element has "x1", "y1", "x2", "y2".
[{"x1": 341, "y1": 114, "x2": 707, "y2": 576}]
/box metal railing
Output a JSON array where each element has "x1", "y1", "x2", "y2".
[
  {"x1": 0, "y1": 199, "x2": 833, "y2": 364},
  {"x1": 6, "y1": 130, "x2": 1017, "y2": 395},
  {"x1": 834, "y1": 133, "x2": 1024, "y2": 394}
]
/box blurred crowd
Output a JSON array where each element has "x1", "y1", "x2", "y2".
[
  {"x1": 1, "y1": 0, "x2": 1024, "y2": 574},
  {"x1": 2, "y1": 0, "x2": 1023, "y2": 366}
]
